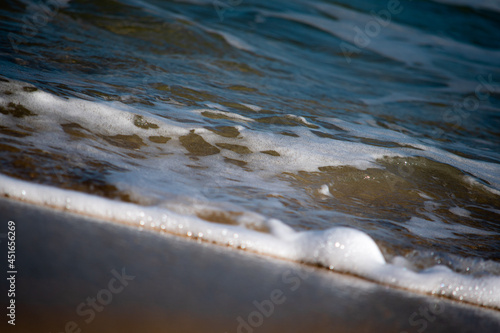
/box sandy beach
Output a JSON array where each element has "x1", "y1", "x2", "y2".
[{"x1": 1, "y1": 196, "x2": 499, "y2": 333}]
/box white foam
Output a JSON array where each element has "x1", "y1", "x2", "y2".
[
  {"x1": 2, "y1": 79, "x2": 499, "y2": 203},
  {"x1": 1, "y1": 173, "x2": 499, "y2": 308},
  {"x1": 318, "y1": 184, "x2": 332, "y2": 197},
  {"x1": 2, "y1": 79, "x2": 499, "y2": 196}
]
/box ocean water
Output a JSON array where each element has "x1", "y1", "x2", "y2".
[{"x1": 1, "y1": 0, "x2": 500, "y2": 308}]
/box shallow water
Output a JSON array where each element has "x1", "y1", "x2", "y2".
[{"x1": 1, "y1": 0, "x2": 500, "y2": 307}]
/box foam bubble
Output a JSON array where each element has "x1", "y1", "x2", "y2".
[{"x1": 318, "y1": 184, "x2": 332, "y2": 197}]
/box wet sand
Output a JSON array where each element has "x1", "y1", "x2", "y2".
[{"x1": 0, "y1": 197, "x2": 499, "y2": 333}]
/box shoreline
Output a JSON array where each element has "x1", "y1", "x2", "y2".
[
  {"x1": 1, "y1": 178, "x2": 499, "y2": 311},
  {"x1": 0, "y1": 196, "x2": 499, "y2": 332}
]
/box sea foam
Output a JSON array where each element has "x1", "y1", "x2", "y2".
[{"x1": 1, "y1": 173, "x2": 499, "y2": 309}]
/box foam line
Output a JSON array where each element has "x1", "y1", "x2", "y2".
[{"x1": 1, "y1": 174, "x2": 499, "y2": 309}]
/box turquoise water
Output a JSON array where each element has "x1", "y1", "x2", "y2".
[{"x1": 1, "y1": 0, "x2": 500, "y2": 305}]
